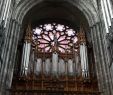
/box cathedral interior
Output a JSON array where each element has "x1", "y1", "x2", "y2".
[{"x1": 0, "y1": 0, "x2": 113, "y2": 95}]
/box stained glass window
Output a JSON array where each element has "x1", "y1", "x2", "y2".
[{"x1": 32, "y1": 23, "x2": 79, "y2": 56}]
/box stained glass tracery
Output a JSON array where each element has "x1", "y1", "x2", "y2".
[{"x1": 32, "y1": 23, "x2": 78, "y2": 54}]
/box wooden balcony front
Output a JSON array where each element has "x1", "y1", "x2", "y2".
[{"x1": 9, "y1": 74, "x2": 100, "y2": 95}]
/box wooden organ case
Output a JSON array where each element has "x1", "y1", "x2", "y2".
[{"x1": 10, "y1": 23, "x2": 100, "y2": 95}]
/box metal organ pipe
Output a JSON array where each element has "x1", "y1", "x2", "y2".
[
  {"x1": 68, "y1": 59, "x2": 74, "y2": 76},
  {"x1": 80, "y1": 44, "x2": 83, "y2": 77},
  {"x1": 24, "y1": 42, "x2": 29, "y2": 76},
  {"x1": 75, "y1": 53, "x2": 79, "y2": 76},
  {"x1": 58, "y1": 59, "x2": 65, "y2": 75},
  {"x1": 26, "y1": 43, "x2": 31, "y2": 69},
  {"x1": 80, "y1": 44, "x2": 84, "y2": 75},
  {"x1": 83, "y1": 43, "x2": 86, "y2": 77},
  {"x1": 20, "y1": 41, "x2": 31, "y2": 76},
  {"x1": 22, "y1": 42, "x2": 27, "y2": 75},
  {"x1": 28, "y1": 51, "x2": 34, "y2": 74},
  {"x1": 83, "y1": 43, "x2": 86, "y2": 71},
  {"x1": 24, "y1": 42, "x2": 28, "y2": 68},
  {"x1": 23, "y1": 42, "x2": 27, "y2": 72},
  {"x1": 44, "y1": 58, "x2": 51, "y2": 75},
  {"x1": 80, "y1": 43, "x2": 89, "y2": 78},
  {"x1": 85, "y1": 44, "x2": 89, "y2": 77},
  {"x1": 52, "y1": 52, "x2": 58, "y2": 76},
  {"x1": 20, "y1": 42, "x2": 25, "y2": 75},
  {"x1": 25, "y1": 43, "x2": 31, "y2": 76},
  {"x1": 35, "y1": 58, "x2": 42, "y2": 75},
  {"x1": 24, "y1": 43, "x2": 27, "y2": 76}
]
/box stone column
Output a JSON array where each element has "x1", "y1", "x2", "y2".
[
  {"x1": 0, "y1": 20, "x2": 5, "y2": 72},
  {"x1": 99, "y1": 22, "x2": 113, "y2": 94},
  {"x1": 5, "y1": 22, "x2": 21, "y2": 95},
  {"x1": 0, "y1": 19, "x2": 13, "y2": 87},
  {"x1": 90, "y1": 22, "x2": 113, "y2": 95},
  {"x1": 0, "y1": 0, "x2": 5, "y2": 22},
  {"x1": 0, "y1": 0, "x2": 6, "y2": 72},
  {"x1": 6, "y1": 21, "x2": 21, "y2": 94},
  {"x1": 0, "y1": 0, "x2": 13, "y2": 79},
  {"x1": 97, "y1": 22, "x2": 112, "y2": 95},
  {"x1": 0, "y1": 19, "x2": 20, "y2": 95},
  {"x1": 90, "y1": 25, "x2": 104, "y2": 93}
]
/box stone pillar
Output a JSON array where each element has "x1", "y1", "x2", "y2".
[
  {"x1": 5, "y1": 22, "x2": 21, "y2": 95},
  {"x1": 0, "y1": 0, "x2": 5, "y2": 72},
  {"x1": 0, "y1": 19, "x2": 20, "y2": 95},
  {"x1": 0, "y1": 0, "x2": 13, "y2": 78},
  {"x1": 90, "y1": 22, "x2": 113, "y2": 95},
  {"x1": 0, "y1": 20, "x2": 5, "y2": 72},
  {"x1": 90, "y1": 25, "x2": 104, "y2": 93},
  {"x1": 99, "y1": 22, "x2": 113, "y2": 94},
  {"x1": 5, "y1": 21, "x2": 20, "y2": 94},
  {"x1": 106, "y1": 18, "x2": 113, "y2": 90},
  {"x1": 97, "y1": 22, "x2": 113, "y2": 95},
  {"x1": 0, "y1": 0, "x2": 5, "y2": 22},
  {"x1": 0, "y1": 18, "x2": 12, "y2": 90}
]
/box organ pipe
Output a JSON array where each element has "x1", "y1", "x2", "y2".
[
  {"x1": 68, "y1": 59, "x2": 74, "y2": 76},
  {"x1": 44, "y1": 58, "x2": 51, "y2": 75},
  {"x1": 21, "y1": 41, "x2": 31, "y2": 76},
  {"x1": 52, "y1": 52, "x2": 58, "y2": 77},
  {"x1": 28, "y1": 51, "x2": 35, "y2": 74},
  {"x1": 74, "y1": 52, "x2": 80, "y2": 76},
  {"x1": 79, "y1": 28, "x2": 89, "y2": 78},
  {"x1": 80, "y1": 43, "x2": 89, "y2": 78},
  {"x1": 20, "y1": 25, "x2": 32, "y2": 76},
  {"x1": 34, "y1": 58, "x2": 42, "y2": 75},
  {"x1": 58, "y1": 59, "x2": 65, "y2": 75}
]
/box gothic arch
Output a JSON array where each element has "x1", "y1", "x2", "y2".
[
  {"x1": 9, "y1": 1, "x2": 101, "y2": 94},
  {"x1": 12, "y1": 0, "x2": 99, "y2": 84},
  {"x1": 0, "y1": 0, "x2": 113, "y2": 95},
  {"x1": 13, "y1": 0, "x2": 99, "y2": 26}
]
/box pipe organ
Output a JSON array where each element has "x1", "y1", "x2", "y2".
[{"x1": 10, "y1": 23, "x2": 100, "y2": 95}]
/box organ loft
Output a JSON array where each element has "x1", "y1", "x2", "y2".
[
  {"x1": 10, "y1": 23, "x2": 99, "y2": 95},
  {"x1": 0, "y1": 0, "x2": 113, "y2": 95}
]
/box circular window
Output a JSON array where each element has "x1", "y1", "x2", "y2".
[{"x1": 32, "y1": 23, "x2": 79, "y2": 55}]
